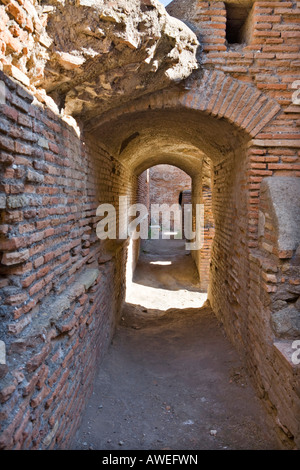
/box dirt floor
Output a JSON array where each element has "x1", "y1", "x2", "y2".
[{"x1": 72, "y1": 239, "x2": 279, "y2": 450}]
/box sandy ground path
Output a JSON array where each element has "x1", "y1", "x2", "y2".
[{"x1": 72, "y1": 240, "x2": 279, "y2": 450}]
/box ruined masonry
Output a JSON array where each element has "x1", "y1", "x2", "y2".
[{"x1": 0, "y1": 0, "x2": 299, "y2": 450}]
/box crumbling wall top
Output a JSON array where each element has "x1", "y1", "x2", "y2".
[{"x1": 0, "y1": 0, "x2": 199, "y2": 121}]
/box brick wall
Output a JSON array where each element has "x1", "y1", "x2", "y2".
[
  {"x1": 0, "y1": 71, "x2": 132, "y2": 449},
  {"x1": 208, "y1": 144, "x2": 251, "y2": 350},
  {"x1": 0, "y1": 0, "x2": 53, "y2": 109},
  {"x1": 169, "y1": 0, "x2": 300, "y2": 106},
  {"x1": 137, "y1": 170, "x2": 150, "y2": 217},
  {"x1": 148, "y1": 164, "x2": 191, "y2": 234},
  {"x1": 199, "y1": 185, "x2": 214, "y2": 290},
  {"x1": 149, "y1": 165, "x2": 191, "y2": 208},
  {"x1": 247, "y1": 177, "x2": 300, "y2": 446}
]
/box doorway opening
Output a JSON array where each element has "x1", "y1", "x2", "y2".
[{"x1": 125, "y1": 163, "x2": 215, "y2": 311}]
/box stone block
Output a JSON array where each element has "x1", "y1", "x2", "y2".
[
  {"x1": 271, "y1": 306, "x2": 300, "y2": 339},
  {"x1": 7, "y1": 195, "x2": 28, "y2": 209},
  {"x1": 0, "y1": 196, "x2": 6, "y2": 209},
  {"x1": 1, "y1": 249, "x2": 29, "y2": 266}
]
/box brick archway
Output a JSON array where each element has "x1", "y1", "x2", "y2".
[{"x1": 86, "y1": 70, "x2": 282, "y2": 140}]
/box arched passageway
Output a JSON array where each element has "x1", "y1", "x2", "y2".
[
  {"x1": 1, "y1": 67, "x2": 297, "y2": 449},
  {"x1": 126, "y1": 163, "x2": 208, "y2": 311},
  {"x1": 86, "y1": 101, "x2": 253, "y2": 351},
  {"x1": 70, "y1": 87, "x2": 284, "y2": 449},
  {"x1": 76, "y1": 75, "x2": 299, "y2": 449}
]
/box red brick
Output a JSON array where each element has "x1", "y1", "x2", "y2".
[{"x1": 26, "y1": 345, "x2": 52, "y2": 373}]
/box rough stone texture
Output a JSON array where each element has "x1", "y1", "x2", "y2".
[
  {"x1": 43, "y1": 0, "x2": 198, "y2": 119},
  {"x1": 271, "y1": 307, "x2": 300, "y2": 339},
  {"x1": 260, "y1": 177, "x2": 300, "y2": 252},
  {"x1": 0, "y1": 0, "x2": 199, "y2": 119},
  {"x1": 256, "y1": 177, "x2": 300, "y2": 341},
  {"x1": 0, "y1": 0, "x2": 49, "y2": 87}
]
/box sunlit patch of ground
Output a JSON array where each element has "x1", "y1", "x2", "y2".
[{"x1": 126, "y1": 238, "x2": 207, "y2": 310}]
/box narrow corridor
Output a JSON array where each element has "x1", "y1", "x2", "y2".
[{"x1": 72, "y1": 240, "x2": 279, "y2": 450}]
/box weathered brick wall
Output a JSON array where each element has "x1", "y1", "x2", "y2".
[
  {"x1": 247, "y1": 177, "x2": 300, "y2": 446},
  {"x1": 149, "y1": 164, "x2": 191, "y2": 208},
  {"x1": 168, "y1": 0, "x2": 300, "y2": 180},
  {"x1": 137, "y1": 170, "x2": 149, "y2": 217},
  {"x1": 0, "y1": 0, "x2": 53, "y2": 107},
  {"x1": 148, "y1": 164, "x2": 191, "y2": 235},
  {"x1": 199, "y1": 185, "x2": 214, "y2": 290},
  {"x1": 0, "y1": 72, "x2": 132, "y2": 449},
  {"x1": 208, "y1": 144, "x2": 251, "y2": 350},
  {"x1": 169, "y1": 0, "x2": 300, "y2": 105}
]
